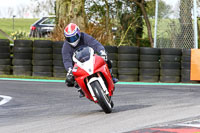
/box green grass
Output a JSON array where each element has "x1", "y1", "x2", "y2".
[
  {"x1": 0, "y1": 18, "x2": 181, "y2": 40},
  {"x1": 0, "y1": 18, "x2": 38, "y2": 39},
  {"x1": 0, "y1": 18, "x2": 198, "y2": 43},
  {"x1": 0, "y1": 18, "x2": 168, "y2": 40},
  {"x1": 142, "y1": 18, "x2": 181, "y2": 39}
]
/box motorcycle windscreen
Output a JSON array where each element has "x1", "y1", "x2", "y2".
[{"x1": 74, "y1": 47, "x2": 91, "y2": 63}]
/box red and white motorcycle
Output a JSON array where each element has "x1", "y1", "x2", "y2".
[{"x1": 72, "y1": 46, "x2": 115, "y2": 113}]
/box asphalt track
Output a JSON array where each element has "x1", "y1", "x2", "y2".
[{"x1": 1, "y1": 79, "x2": 200, "y2": 133}]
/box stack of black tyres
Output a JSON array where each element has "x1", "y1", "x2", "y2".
[
  {"x1": 104, "y1": 46, "x2": 118, "y2": 78},
  {"x1": 118, "y1": 46, "x2": 139, "y2": 81},
  {"x1": 160, "y1": 48, "x2": 182, "y2": 83},
  {"x1": 139, "y1": 47, "x2": 160, "y2": 82},
  {"x1": 181, "y1": 49, "x2": 196, "y2": 83},
  {"x1": 13, "y1": 40, "x2": 33, "y2": 76},
  {"x1": 53, "y1": 41, "x2": 66, "y2": 78},
  {"x1": 0, "y1": 39, "x2": 11, "y2": 75},
  {"x1": 32, "y1": 40, "x2": 53, "y2": 77}
]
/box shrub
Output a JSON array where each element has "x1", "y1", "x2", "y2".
[{"x1": 10, "y1": 31, "x2": 29, "y2": 40}]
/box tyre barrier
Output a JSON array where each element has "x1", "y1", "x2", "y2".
[
  {"x1": 139, "y1": 47, "x2": 160, "y2": 82},
  {"x1": 181, "y1": 49, "x2": 197, "y2": 83},
  {"x1": 160, "y1": 48, "x2": 182, "y2": 83},
  {"x1": 32, "y1": 40, "x2": 53, "y2": 77},
  {"x1": 118, "y1": 46, "x2": 139, "y2": 81},
  {"x1": 0, "y1": 39, "x2": 11, "y2": 75},
  {"x1": 1, "y1": 39, "x2": 199, "y2": 83},
  {"x1": 53, "y1": 41, "x2": 66, "y2": 78},
  {"x1": 12, "y1": 40, "x2": 33, "y2": 76},
  {"x1": 105, "y1": 46, "x2": 118, "y2": 78}
]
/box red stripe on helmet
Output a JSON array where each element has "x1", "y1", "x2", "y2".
[{"x1": 65, "y1": 23, "x2": 77, "y2": 34}]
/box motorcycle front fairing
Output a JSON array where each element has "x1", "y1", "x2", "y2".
[
  {"x1": 72, "y1": 47, "x2": 94, "y2": 100},
  {"x1": 93, "y1": 55, "x2": 115, "y2": 96},
  {"x1": 72, "y1": 47, "x2": 114, "y2": 101}
]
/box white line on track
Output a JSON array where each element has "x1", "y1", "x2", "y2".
[
  {"x1": 176, "y1": 119, "x2": 200, "y2": 128},
  {"x1": 0, "y1": 95, "x2": 12, "y2": 106}
]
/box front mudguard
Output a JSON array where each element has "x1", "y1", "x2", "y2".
[{"x1": 86, "y1": 74, "x2": 109, "y2": 102}]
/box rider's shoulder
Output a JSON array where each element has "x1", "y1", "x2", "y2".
[
  {"x1": 81, "y1": 32, "x2": 88, "y2": 37},
  {"x1": 81, "y1": 32, "x2": 93, "y2": 39},
  {"x1": 63, "y1": 41, "x2": 72, "y2": 49}
]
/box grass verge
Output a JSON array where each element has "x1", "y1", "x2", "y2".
[{"x1": 0, "y1": 18, "x2": 38, "y2": 39}]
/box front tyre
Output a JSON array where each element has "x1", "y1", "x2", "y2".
[{"x1": 91, "y1": 81, "x2": 112, "y2": 113}]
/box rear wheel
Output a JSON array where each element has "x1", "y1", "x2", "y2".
[{"x1": 91, "y1": 81, "x2": 113, "y2": 114}]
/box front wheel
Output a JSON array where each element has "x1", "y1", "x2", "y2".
[{"x1": 91, "y1": 81, "x2": 113, "y2": 113}]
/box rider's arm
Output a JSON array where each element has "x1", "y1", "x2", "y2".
[
  {"x1": 83, "y1": 33, "x2": 105, "y2": 53},
  {"x1": 62, "y1": 41, "x2": 73, "y2": 71}
]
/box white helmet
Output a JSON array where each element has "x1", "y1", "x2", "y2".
[{"x1": 64, "y1": 23, "x2": 81, "y2": 47}]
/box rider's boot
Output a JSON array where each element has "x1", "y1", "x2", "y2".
[
  {"x1": 112, "y1": 77, "x2": 118, "y2": 84},
  {"x1": 111, "y1": 100, "x2": 114, "y2": 108},
  {"x1": 75, "y1": 84, "x2": 85, "y2": 98},
  {"x1": 107, "y1": 60, "x2": 118, "y2": 83},
  {"x1": 109, "y1": 69, "x2": 118, "y2": 83}
]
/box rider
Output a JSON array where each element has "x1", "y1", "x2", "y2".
[{"x1": 62, "y1": 23, "x2": 118, "y2": 97}]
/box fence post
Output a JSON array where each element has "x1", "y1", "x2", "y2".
[
  {"x1": 193, "y1": 0, "x2": 198, "y2": 49},
  {"x1": 154, "y1": 0, "x2": 159, "y2": 48}
]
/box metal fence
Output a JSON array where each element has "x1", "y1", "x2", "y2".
[{"x1": 154, "y1": 0, "x2": 198, "y2": 49}]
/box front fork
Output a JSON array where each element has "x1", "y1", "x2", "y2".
[{"x1": 86, "y1": 72, "x2": 109, "y2": 102}]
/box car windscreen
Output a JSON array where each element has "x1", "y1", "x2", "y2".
[{"x1": 41, "y1": 17, "x2": 55, "y2": 25}]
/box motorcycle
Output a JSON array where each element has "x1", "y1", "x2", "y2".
[{"x1": 72, "y1": 46, "x2": 115, "y2": 113}]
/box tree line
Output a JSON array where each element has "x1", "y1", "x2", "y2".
[
  {"x1": 52, "y1": 0, "x2": 173, "y2": 47},
  {"x1": 1, "y1": 0, "x2": 173, "y2": 46}
]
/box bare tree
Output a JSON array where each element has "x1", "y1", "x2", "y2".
[
  {"x1": 56, "y1": 0, "x2": 87, "y2": 31},
  {"x1": 129, "y1": 0, "x2": 154, "y2": 47},
  {"x1": 31, "y1": 0, "x2": 55, "y2": 17},
  {"x1": 7, "y1": 7, "x2": 14, "y2": 18},
  {"x1": 103, "y1": 0, "x2": 113, "y2": 45},
  {"x1": 51, "y1": 0, "x2": 87, "y2": 40},
  {"x1": 17, "y1": 6, "x2": 27, "y2": 18}
]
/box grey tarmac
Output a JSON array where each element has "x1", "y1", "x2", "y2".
[{"x1": 0, "y1": 80, "x2": 200, "y2": 133}]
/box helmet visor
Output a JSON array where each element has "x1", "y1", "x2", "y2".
[{"x1": 66, "y1": 34, "x2": 79, "y2": 43}]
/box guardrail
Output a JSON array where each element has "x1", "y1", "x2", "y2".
[{"x1": 0, "y1": 39, "x2": 197, "y2": 83}]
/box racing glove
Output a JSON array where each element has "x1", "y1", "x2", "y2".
[
  {"x1": 99, "y1": 50, "x2": 108, "y2": 61},
  {"x1": 65, "y1": 68, "x2": 75, "y2": 87}
]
